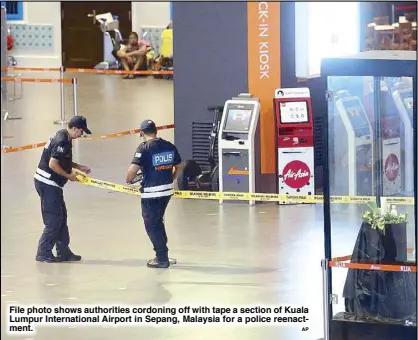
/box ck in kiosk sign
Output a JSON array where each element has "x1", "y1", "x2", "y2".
[{"x1": 274, "y1": 88, "x2": 315, "y2": 204}]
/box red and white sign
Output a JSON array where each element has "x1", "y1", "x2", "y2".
[
  {"x1": 282, "y1": 160, "x2": 311, "y2": 189},
  {"x1": 384, "y1": 154, "x2": 400, "y2": 182},
  {"x1": 382, "y1": 138, "x2": 402, "y2": 196},
  {"x1": 277, "y1": 147, "x2": 315, "y2": 202}
]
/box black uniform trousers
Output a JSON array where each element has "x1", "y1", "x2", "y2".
[
  {"x1": 34, "y1": 179, "x2": 70, "y2": 257},
  {"x1": 141, "y1": 196, "x2": 171, "y2": 262}
]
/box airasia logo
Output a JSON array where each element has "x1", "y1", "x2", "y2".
[
  {"x1": 282, "y1": 160, "x2": 311, "y2": 189},
  {"x1": 384, "y1": 154, "x2": 399, "y2": 181}
]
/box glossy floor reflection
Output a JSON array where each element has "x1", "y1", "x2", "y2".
[{"x1": 2, "y1": 73, "x2": 412, "y2": 340}]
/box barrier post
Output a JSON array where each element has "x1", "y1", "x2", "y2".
[
  {"x1": 2, "y1": 79, "x2": 21, "y2": 120},
  {"x1": 321, "y1": 259, "x2": 331, "y2": 340},
  {"x1": 72, "y1": 78, "x2": 78, "y2": 116},
  {"x1": 9, "y1": 73, "x2": 23, "y2": 100},
  {"x1": 1, "y1": 80, "x2": 8, "y2": 121},
  {"x1": 0, "y1": 6, "x2": 7, "y2": 122},
  {"x1": 1, "y1": 6, "x2": 21, "y2": 121},
  {"x1": 0, "y1": 87, "x2": 10, "y2": 149},
  {"x1": 53, "y1": 66, "x2": 68, "y2": 125}
]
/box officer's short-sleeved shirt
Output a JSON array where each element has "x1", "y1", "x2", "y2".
[
  {"x1": 34, "y1": 129, "x2": 73, "y2": 188},
  {"x1": 131, "y1": 138, "x2": 181, "y2": 199}
]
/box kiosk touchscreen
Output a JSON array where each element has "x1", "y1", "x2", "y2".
[
  {"x1": 218, "y1": 94, "x2": 261, "y2": 205},
  {"x1": 392, "y1": 87, "x2": 414, "y2": 192},
  {"x1": 332, "y1": 95, "x2": 374, "y2": 197},
  {"x1": 223, "y1": 109, "x2": 253, "y2": 132},
  {"x1": 274, "y1": 88, "x2": 315, "y2": 204}
]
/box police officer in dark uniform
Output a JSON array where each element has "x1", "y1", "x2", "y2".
[
  {"x1": 34, "y1": 116, "x2": 92, "y2": 263},
  {"x1": 126, "y1": 120, "x2": 182, "y2": 268}
]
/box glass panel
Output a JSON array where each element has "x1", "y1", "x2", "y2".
[
  {"x1": 380, "y1": 76, "x2": 415, "y2": 260},
  {"x1": 327, "y1": 75, "x2": 376, "y2": 319},
  {"x1": 326, "y1": 75, "x2": 416, "y2": 326}
]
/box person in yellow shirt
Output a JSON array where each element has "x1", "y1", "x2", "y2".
[{"x1": 160, "y1": 27, "x2": 173, "y2": 58}]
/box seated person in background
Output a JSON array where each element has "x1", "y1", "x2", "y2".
[{"x1": 116, "y1": 32, "x2": 147, "y2": 79}]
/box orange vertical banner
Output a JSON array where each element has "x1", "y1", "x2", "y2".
[{"x1": 247, "y1": 2, "x2": 281, "y2": 174}]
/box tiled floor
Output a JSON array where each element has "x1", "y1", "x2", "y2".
[{"x1": 1, "y1": 73, "x2": 415, "y2": 340}]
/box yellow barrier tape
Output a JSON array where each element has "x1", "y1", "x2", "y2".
[
  {"x1": 74, "y1": 170, "x2": 141, "y2": 196},
  {"x1": 72, "y1": 169, "x2": 416, "y2": 205}
]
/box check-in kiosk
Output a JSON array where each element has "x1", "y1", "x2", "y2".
[
  {"x1": 392, "y1": 84, "x2": 414, "y2": 192},
  {"x1": 218, "y1": 94, "x2": 261, "y2": 205},
  {"x1": 273, "y1": 88, "x2": 315, "y2": 204},
  {"x1": 365, "y1": 82, "x2": 402, "y2": 196},
  {"x1": 331, "y1": 92, "x2": 374, "y2": 197}
]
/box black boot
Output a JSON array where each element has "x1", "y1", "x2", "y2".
[
  {"x1": 56, "y1": 250, "x2": 82, "y2": 262},
  {"x1": 36, "y1": 254, "x2": 58, "y2": 263}
]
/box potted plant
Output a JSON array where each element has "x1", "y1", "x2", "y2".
[
  {"x1": 361, "y1": 202, "x2": 408, "y2": 263},
  {"x1": 342, "y1": 203, "x2": 414, "y2": 321}
]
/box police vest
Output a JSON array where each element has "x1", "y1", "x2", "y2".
[
  {"x1": 34, "y1": 129, "x2": 73, "y2": 188},
  {"x1": 131, "y1": 138, "x2": 181, "y2": 199}
]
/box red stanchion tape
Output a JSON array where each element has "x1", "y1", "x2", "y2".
[{"x1": 1, "y1": 124, "x2": 175, "y2": 154}]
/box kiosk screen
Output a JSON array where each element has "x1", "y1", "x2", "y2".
[
  {"x1": 343, "y1": 100, "x2": 370, "y2": 137},
  {"x1": 224, "y1": 109, "x2": 252, "y2": 132},
  {"x1": 279, "y1": 101, "x2": 309, "y2": 124}
]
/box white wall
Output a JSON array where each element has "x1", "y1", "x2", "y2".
[
  {"x1": 131, "y1": 2, "x2": 171, "y2": 32},
  {"x1": 295, "y1": 2, "x2": 360, "y2": 78},
  {"x1": 8, "y1": 2, "x2": 62, "y2": 67}
]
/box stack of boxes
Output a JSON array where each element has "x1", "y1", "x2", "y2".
[{"x1": 365, "y1": 13, "x2": 417, "y2": 51}]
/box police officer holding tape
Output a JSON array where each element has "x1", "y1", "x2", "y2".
[
  {"x1": 126, "y1": 120, "x2": 182, "y2": 268},
  {"x1": 34, "y1": 116, "x2": 92, "y2": 263}
]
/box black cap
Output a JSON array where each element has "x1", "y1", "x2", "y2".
[
  {"x1": 70, "y1": 116, "x2": 91, "y2": 134},
  {"x1": 140, "y1": 120, "x2": 157, "y2": 133}
]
